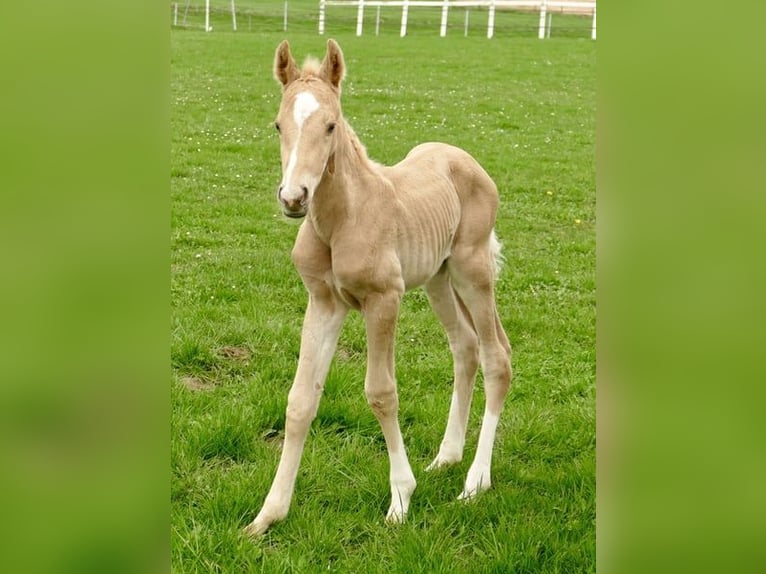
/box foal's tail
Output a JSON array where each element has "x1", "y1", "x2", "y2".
[
  {"x1": 490, "y1": 229, "x2": 512, "y2": 357},
  {"x1": 489, "y1": 229, "x2": 504, "y2": 281}
]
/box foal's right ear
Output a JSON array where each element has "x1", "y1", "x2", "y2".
[{"x1": 274, "y1": 40, "x2": 300, "y2": 88}]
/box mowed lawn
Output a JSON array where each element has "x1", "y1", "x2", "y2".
[{"x1": 171, "y1": 17, "x2": 595, "y2": 574}]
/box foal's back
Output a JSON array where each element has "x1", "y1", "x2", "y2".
[
  {"x1": 385, "y1": 142, "x2": 499, "y2": 229},
  {"x1": 377, "y1": 142, "x2": 500, "y2": 289}
]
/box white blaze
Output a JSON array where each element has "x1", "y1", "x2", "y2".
[
  {"x1": 281, "y1": 91, "x2": 320, "y2": 202},
  {"x1": 293, "y1": 91, "x2": 320, "y2": 126}
]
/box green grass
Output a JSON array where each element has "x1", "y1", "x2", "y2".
[{"x1": 171, "y1": 23, "x2": 594, "y2": 574}]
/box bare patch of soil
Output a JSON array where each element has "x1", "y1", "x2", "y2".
[
  {"x1": 218, "y1": 346, "x2": 251, "y2": 361},
  {"x1": 180, "y1": 376, "x2": 215, "y2": 392}
]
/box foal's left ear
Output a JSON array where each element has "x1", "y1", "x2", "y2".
[{"x1": 319, "y1": 39, "x2": 345, "y2": 89}]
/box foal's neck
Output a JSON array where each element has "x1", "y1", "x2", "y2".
[
  {"x1": 309, "y1": 119, "x2": 379, "y2": 240},
  {"x1": 336, "y1": 119, "x2": 373, "y2": 177}
]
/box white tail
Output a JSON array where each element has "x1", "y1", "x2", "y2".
[{"x1": 490, "y1": 229, "x2": 504, "y2": 280}]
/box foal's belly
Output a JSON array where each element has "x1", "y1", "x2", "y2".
[
  {"x1": 385, "y1": 162, "x2": 461, "y2": 291},
  {"x1": 396, "y1": 209, "x2": 457, "y2": 290},
  {"x1": 398, "y1": 246, "x2": 450, "y2": 291},
  {"x1": 394, "y1": 191, "x2": 460, "y2": 291}
]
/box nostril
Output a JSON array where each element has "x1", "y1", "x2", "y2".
[{"x1": 299, "y1": 186, "x2": 309, "y2": 204}]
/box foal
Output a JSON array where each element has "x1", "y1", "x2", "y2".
[{"x1": 245, "y1": 40, "x2": 512, "y2": 537}]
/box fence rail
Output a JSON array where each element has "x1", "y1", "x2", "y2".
[
  {"x1": 320, "y1": 0, "x2": 596, "y2": 39},
  {"x1": 171, "y1": 1, "x2": 596, "y2": 38}
]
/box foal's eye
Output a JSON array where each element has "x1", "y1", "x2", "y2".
[
  {"x1": 327, "y1": 122, "x2": 336, "y2": 134},
  {"x1": 274, "y1": 122, "x2": 281, "y2": 133}
]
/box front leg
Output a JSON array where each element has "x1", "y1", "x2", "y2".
[
  {"x1": 362, "y1": 290, "x2": 417, "y2": 524},
  {"x1": 245, "y1": 292, "x2": 347, "y2": 537}
]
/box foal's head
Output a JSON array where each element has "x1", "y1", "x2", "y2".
[{"x1": 273, "y1": 39, "x2": 346, "y2": 218}]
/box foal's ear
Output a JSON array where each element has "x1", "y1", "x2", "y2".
[
  {"x1": 274, "y1": 40, "x2": 300, "y2": 88},
  {"x1": 319, "y1": 39, "x2": 345, "y2": 89}
]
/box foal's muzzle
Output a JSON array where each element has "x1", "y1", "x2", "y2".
[{"x1": 278, "y1": 184, "x2": 308, "y2": 218}]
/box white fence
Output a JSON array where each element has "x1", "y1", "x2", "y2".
[
  {"x1": 172, "y1": 1, "x2": 294, "y2": 32},
  {"x1": 318, "y1": 0, "x2": 596, "y2": 39}
]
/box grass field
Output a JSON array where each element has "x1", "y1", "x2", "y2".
[{"x1": 171, "y1": 14, "x2": 595, "y2": 573}]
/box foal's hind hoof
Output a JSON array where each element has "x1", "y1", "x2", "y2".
[
  {"x1": 458, "y1": 466, "x2": 491, "y2": 501},
  {"x1": 457, "y1": 488, "x2": 481, "y2": 502}
]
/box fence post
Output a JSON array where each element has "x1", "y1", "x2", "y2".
[
  {"x1": 231, "y1": 0, "x2": 237, "y2": 31},
  {"x1": 538, "y1": 0, "x2": 547, "y2": 39},
  {"x1": 591, "y1": 6, "x2": 596, "y2": 40},
  {"x1": 173, "y1": 3, "x2": 178, "y2": 26},
  {"x1": 356, "y1": 0, "x2": 365, "y2": 36},
  {"x1": 440, "y1": 0, "x2": 449, "y2": 37},
  {"x1": 376, "y1": 6, "x2": 381, "y2": 36},
  {"x1": 464, "y1": 9, "x2": 469, "y2": 37},
  {"x1": 319, "y1": 0, "x2": 326, "y2": 34},
  {"x1": 487, "y1": 0, "x2": 495, "y2": 39},
  {"x1": 205, "y1": 0, "x2": 211, "y2": 31},
  {"x1": 283, "y1": 1, "x2": 288, "y2": 31},
  {"x1": 400, "y1": 0, "x2": 409, "y2": 37}
]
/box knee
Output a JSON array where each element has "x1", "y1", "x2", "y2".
[
  {"x1": 285, "y1": 389, "x2": 318, "y2": 427},
  {"x1": 365, "y1": 381, "x2": 398, "y2": 419}
]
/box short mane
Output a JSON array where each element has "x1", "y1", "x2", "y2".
[{"x1": 301, "y1": 57, "x2": 321, "y2": 78}]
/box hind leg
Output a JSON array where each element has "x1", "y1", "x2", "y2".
[
  {"x1": 424, "y1": 268, "x2": 479, "y2": 470},
  {"x1": 447, "y1": 245, "x2": 512, "y2": 499}
]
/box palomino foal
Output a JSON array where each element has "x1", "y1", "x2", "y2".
[{"x1": 245, "y1": 39, "x2": 512, "y2": 537}]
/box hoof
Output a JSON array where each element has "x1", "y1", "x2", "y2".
[
  {"x1": 385, "y1": 506, "x2": 407, "y2": 524},
  {"x1": 457, "y1": 488, "x2": 481, "y2": 502},
  {"x1": 243, "y1": 519, "x2": 270, "y2": 538},
  {"x1": 459, "y1": 467, "x2": 491, "y2": 501},
  {"x1": 425, "y1": 454, "x2": 461, "y2": 472}
]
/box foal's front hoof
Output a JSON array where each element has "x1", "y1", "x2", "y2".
[
  {"x1": 425, "y1": 452, "x2": 462, "y2": 472},
  {"x1": 384, "y1": 476, "x2": 417, "y2": 525},
  {"x1": 385, "y1": 505, "x2": 407, "y2": 525},
  {"x1": 244, "y1": 503, "x2": 290, "y2": 538},
  {"x1": 244, "y1": 510, "x2": 282, "y2": 538},
  {"x1": 243, "y1": 519, "x2": 270, "y2": 538}
]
